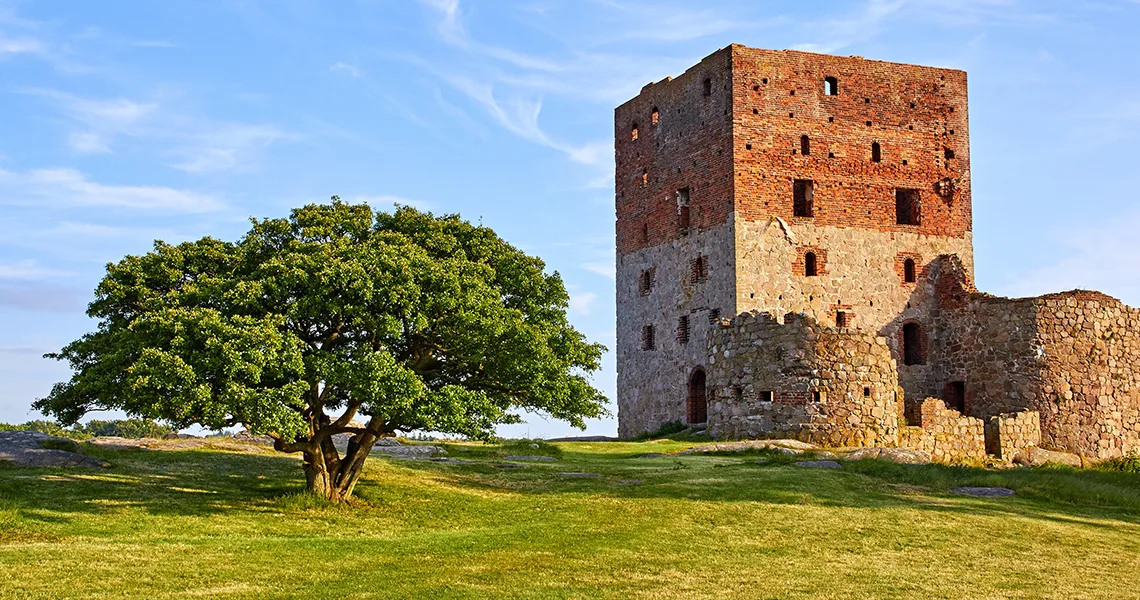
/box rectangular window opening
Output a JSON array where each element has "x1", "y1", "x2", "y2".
[
  {"x1": 641, "y1": 325, "x2": 655, "y2": 351},
  {"x1": 895, "y1": 189, "x2": 921, "y2": 225},
  {"x1": 836, "y1": 311, "x2": 848, "y2": 328},
  {"x1": 759, "y1": 391, "x2": 773, "y2": 403},
  {"x1": 793, "y1": 179, "x2": 814, "y2": 218},
  {"x1": 676, "y1": 315, "x2": 690, "y2": 345}
]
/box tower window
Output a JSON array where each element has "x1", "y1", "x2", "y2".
[
  {"x1": 676, "y1": 315, "x2": 690, "y2": 344},
  {"x1": 902, "y1": 322, "x2": 925, "y2": 365},
  {"x1": 793, "y1": 179, "x2": 814, "y2": 218},
  {"x1": 824, "y1": 77, "x2": 838, "y2": 96},
  {"x1": 759, "y1": 390, "x2": 773, "y2": 402},
  {"x1": 800, "y1": 135, "x2": 810, "y2": 156},
  {"x1": 641, "y1": 223, "x2": 649, "y2": 245},
  {"x1": 707, "y1": 308, "x2": 721, "y2": 324},
  {"x1": 640, "y1": 169, "x2": 648, "y2": 187},
  {"x1": 651, "y1": 107, "x2": 659, "y2": 125},
  {"x1": 638, "y1": 268, "x2": 656, "y2": 296},
  {"x1": 690, "y1": 255, "x2": 708, "y2": 284},
  {"x1": 903, "y1": 258, "x2": 917, "y2": 283},
  {"x1": 944, "y1": 148, "x2": 955, "y2": 159},
  {"x1": 677, "y1": 187, "x2": 691, "y2": 235},
  {"x1": 804, "y1": 252, "x2": 818, "y2": 277},
  {"x1": 836, "y1": 311, "x2": 848, "y2": 328},
  {"x1": 871, "y1": 142, "x2": 881, "y2": 163},
  {"x1": 703, "y1": 78, "x2": 712, "y2": 97},
  {"x1": 641, "y1": 325, "x2": 656, "y2": 351},
  {"x1": 631, "y1": 124, "x2": 639, "y2": 141},
  {"x1": 896, "y1": 189, "x2": 921, "y2": 225},
  {"x1": 732, "y1": 386, "x2": 744, "y2": 403}
]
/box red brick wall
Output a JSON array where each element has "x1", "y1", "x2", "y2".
[
  {"x1": 615, "y1": 48, "x2": 736, "y2": 255},
  {"x1": 730, "y1": 46, "x2": 972, "y2": 239}
]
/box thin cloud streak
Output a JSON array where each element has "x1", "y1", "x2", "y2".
[{"x1": 0, "y1": 167, "x2": 223, "y2": 212}]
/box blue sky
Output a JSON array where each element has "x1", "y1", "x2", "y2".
[{"x1": 1, "y1": 0, "x2": 1139, "y2": 437}]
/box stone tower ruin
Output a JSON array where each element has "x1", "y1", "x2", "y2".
[{"x1": 615, "y1": 45, "x2": 1140, "y2": 461}]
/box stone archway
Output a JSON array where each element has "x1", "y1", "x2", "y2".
[{"x1": 687, "y1": 368, "x2": 707, "y2": 425}]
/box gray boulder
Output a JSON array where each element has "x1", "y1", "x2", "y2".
[
  {"x1": 0, "y1": 430, "x2": 108, "y2": 469},
  {"x1": 844, "y1": 447, "x2": 932, "y2": 464}
]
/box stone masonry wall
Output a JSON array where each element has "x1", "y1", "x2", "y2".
[
  {"x1": 985, "y1": 411, "x2": 1041, "y2": 461},
  {"x1": 615, "y1": 49, "x2": 737, "y2": 437},
  {"x1": 706, "y1": 311, "x2": 901, "y2": 447},
  {"x1": 934, "y1": 261, "x2": 1140, "y2": 460},
  {"x1": 897, "y1": 398, "x2": 986, "y2": 464}
]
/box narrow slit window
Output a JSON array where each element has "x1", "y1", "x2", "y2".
[
  {"x1": 638, "y1": 268, "x2": 655, "y2": 296},
  {"x1": 690, "y1": 255, "x2": 708, "y2": 284},
  {"x1": 902, "y1": 323, "x2": 925, "y2": 365},
  {"x1": 641, "y1": 325, "x2": 656, "y2": 351},
  {"x1": 793, "y1": 179, "x2": 814, "y2": 217},
  {"x1": 676, "y1": 315, "x2": 690, "y2": 345},
  {"x1": 804, "y1": 252, "x2": 818, "y2": 277},
  {"x1": 640, "y1": 169, "x2": 648, "y2": 187},
  {"x1": 896, "y1": 189, "x2": 921, "y2": 225},
  {"x1": 651, "y1": 107, "x2": 659, "y2": 125},
  {"x1": 871, "y1": 142, "x2": 881, "y2": 163},
  {"x1": 800, "y1": 135, "x2": 810, "y2": 156},
  {"x1": 904, "y1": 258, "x2": 916, "y2": 283},
  {"x1": 707, "y1": 307, "x2": 721, "y2": 324},
  {"x1": 631, "y1": 124, "x2": 639, "y2": 141},
  {"x1": 824, "y1": 76, "x2": 838, "y2": 96},
  {"x1": 641, "y1": 223, "x2": 649, "y2": 245},
  {"x1": 836, "y1": 311, "x2": 848, "y2": 328},
  {"x1": 703, "y1": 78, "x2": 712, "y2": 97}
]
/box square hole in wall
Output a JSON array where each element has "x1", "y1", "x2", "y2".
[
  {"x1": 864, "y1": 387, "x2": 871, "y2": 397},
  {"x1": 759, "y1": 391, "x2": 773, "y2": 402}
]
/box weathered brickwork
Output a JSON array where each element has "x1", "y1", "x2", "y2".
[
  {"x1": 615, "y1": 44, "x2": 1139, "y2": 462},
  {"x1": 705, "y1": 312, "x2": 901, "y2": 446}
]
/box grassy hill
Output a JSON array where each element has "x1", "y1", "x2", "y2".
[{"x1": 1, "y1": 439, "x2": 1139, "y2": 599}]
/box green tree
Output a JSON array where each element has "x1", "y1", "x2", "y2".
[{"x1": 36, "y1": 200, "x2": 608, "y2": 502}]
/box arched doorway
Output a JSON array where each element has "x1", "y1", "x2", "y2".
[{"x1": 687, "y1": 368, "x2": 707, "y2": 424}]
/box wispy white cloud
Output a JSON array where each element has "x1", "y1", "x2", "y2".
[
  {"x1": 330, "y1": 61, "x2": 362, "y2": 77},
  {"x1": 0, "y1": 167, "x2": 222, "y2": 212},
  {"x1": 568, "y1": 289, "x2": 598, "y2": 316},
  {"x1": 581, "y1": 262, "x2": 615, "y2": 280},
  {"x1": 445, "y1": 75, "x2": 609, "y2": 165},
  {"x1": 999, "y1": 209, "x2": 1140, "y2": 307},
  {"x1": 0, "y1": 260, "x2": 71, "y2": 280},
  {"x1": 29, "y1": 89, "x2": 294, "y2": 173},
  {"x1": 0, "y1": 35, "x2": 43, "y2": 55}
]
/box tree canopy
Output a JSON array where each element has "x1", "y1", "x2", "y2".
[{"x1": 36, "y1": 200, "x2": 608, "y2": 501}]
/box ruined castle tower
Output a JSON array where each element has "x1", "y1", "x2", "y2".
[{"x1": 615, "y1": 45, "x2": 973, "y2": 437}]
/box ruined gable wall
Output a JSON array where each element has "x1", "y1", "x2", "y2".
[
  {"x1": 615, "y1": 48, "x2": 737, "y2": 437},
  {"x1": 706, "y1": 311, "x2": 901, "y2": 447}
]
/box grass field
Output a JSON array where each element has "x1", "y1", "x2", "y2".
[{"x1": 2, "y1": 439, "x2": 1139, "y2": 599}]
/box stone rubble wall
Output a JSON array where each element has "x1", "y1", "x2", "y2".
[
  {"x1": 615, "y1": 220, "x2": 738, "y2": 437},
  {"x1": 706, "y1": 311, "x2": 901, "y2": 447},
  {"x1": 1032, "y1": 293, "x2": 1140, "y2": 459},
  {"x1": 985, "y1": 411, "x2": 1041, "y2": 461},
  {"x1": 897, "y1": 398, "x2": 986, "y2": 463}
]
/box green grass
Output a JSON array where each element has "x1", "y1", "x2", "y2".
[{"x1": 1, "y1": 441, "x2": 1139, "y2": 599}]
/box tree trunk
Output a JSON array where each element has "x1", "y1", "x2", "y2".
[{"x1": 302, "y1": 431, "x2": 376, "y2": 503}]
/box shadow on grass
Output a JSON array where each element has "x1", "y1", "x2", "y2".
[
  {"x1": 3, "y1": 441, "x2": 1139, "y2": 534},
  {"x1": 368, "y1": 443, "x2": 1140, "y2": 529},
  {"x1": 0, "y1": 446, "x2": 305, "y2": 520}
]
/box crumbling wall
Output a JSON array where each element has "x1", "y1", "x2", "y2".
[
  {"x1": 1032, "y1": 293, "x2": 1140, "y2": 459},
  {"x1": 934, "y1": 260, "x2": 1140, "y2": 460},
  {"x1": 898, "y1": 398, "x2": 986, "y2": 463},
  {"x1": 706, "y1": 311, "x2": 901, "y2": 447},
  {"x1": 985, "y1": 411, "x2": 1040, "y2": 461}
]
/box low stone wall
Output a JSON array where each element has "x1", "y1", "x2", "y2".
[
  {"x1": 985, "y1": 411, "x2": 1040, "y2": 461},
  {"x1": 706, "y1": 311, "x2": 901, "y2": 447},
  {"x1": 898, "y1": 398, "x2": 986, "y2": 463}
]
